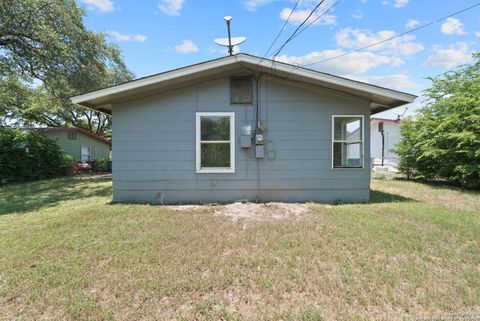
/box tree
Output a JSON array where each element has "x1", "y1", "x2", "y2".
[
  {"x1": 0, "y1": 128, "x2": 73, "y2": 184},
  {"x1": 395, "y1": 53, "x2": 480, "y2": 188},
  {"x1": 0, "y1": 0, "x2": 133, "y2": 135}
]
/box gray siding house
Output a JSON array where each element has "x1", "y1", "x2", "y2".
[{"x1": 71, "y1": 54, "x2": 415, "y2": 203}]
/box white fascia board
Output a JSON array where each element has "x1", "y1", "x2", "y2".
[
  {"x1": 71, "y1": 56, "x2": 239, "y2": 105},
  {"x1": 247, "y1": 56, "x2": 417, "y2": 104},
  {"x1": 71, "y1": 54, "x2": 417, "y2": 106}
]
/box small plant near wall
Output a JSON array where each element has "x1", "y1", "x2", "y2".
[{"x1": 0, "y1": 128, "x2": 73, "y2": 184}]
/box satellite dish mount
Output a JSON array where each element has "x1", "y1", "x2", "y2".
[{"x1": 214, "y1": 16, "x2": 246, "y2": 56}]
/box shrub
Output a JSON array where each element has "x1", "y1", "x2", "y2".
[
  {"x1": 395, "y1": 54, "x2": 480, "y2": 188},
  {"x1": 92, "y1": 158, "x2": 109, "y2": 172},
  {"x1": 0, "y1": 128, "x2": 73, "y2": 184}
]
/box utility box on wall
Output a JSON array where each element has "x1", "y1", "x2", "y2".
[
  {"x1": 255, "y1": 145, "x2": 265, "y2": 158},
  {"x1": 240, "y1": 135, "x2": 251, "y2": 149}
]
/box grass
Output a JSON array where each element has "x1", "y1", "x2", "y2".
[{"x1": 0, "y1": 176, "x2": 479, "y2": 321}]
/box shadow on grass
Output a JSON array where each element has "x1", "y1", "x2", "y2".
[
  {"x1": 0, "y1": 177, "x2": 112, "y2": 216},
  {"x1": 369, "y1": 189, "x2": 417, "y2": 203},
  {"x1": 392, "y1": 177, "x2": 480, "y2": 194}
]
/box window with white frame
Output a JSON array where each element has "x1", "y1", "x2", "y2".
[
  {"x1": 81, "y1": 146, "x2": 90, "y2": 162},
  {"x1": 196, "y1": 112, "x2": 235, "y2": 173},
  {"x1": 332, "y1": 116, "x2": 364, "y2": 168}
]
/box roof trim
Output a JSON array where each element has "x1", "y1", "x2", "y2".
[
  {"x1": 71, "y1": 53, "x2": 417, "y2": 109},
  {"x1": 26, "y1": 127, "x2": 111, "y2": 145}
]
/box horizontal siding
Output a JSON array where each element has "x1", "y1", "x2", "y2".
[
  {"x1": 113, "y1": 139, "x2": 331, "y2": 151},
  {"x1": 113, "y1": 150, "x2": 333, "y2": 161},
  {"x1": 113, "y1": 179, "x2": 368, "y2": 191},
  {"x1": 113, "y1": 189, "x2": 369, "y2": 204},
  {"x1": 114, "y1": 169, "x2": 368, "y2": 180},
  {"x1": 112, "y1": 159, "x2": 347, "y2": 171},
  {"x1": 112, "y1": 76, "x2": 371, "y2": 203}
]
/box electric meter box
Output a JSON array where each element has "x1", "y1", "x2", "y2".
[
  {"x1": 240, "y1": 135, "x2": 252, "y2": 149},
  {"x1": 255, "y1": 145, "x2": 265, "y2": 158}
]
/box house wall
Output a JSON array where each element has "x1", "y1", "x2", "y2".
[
  {"x1": 46, "y1": 131, "x2": 111, "y2": 161},
  {"x1": 112, "y1": 76, "x2": 371, "y2": 203},
  {"x1": 370, "y1": 120, "x2": 401, "y2": 164}
]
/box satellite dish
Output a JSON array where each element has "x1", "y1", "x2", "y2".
[
  {"x1": 215, "y1": 16, "x2": 246, "y2": 56},
  {"x1": 214, "y1": 37, "x2": 246, "y2": 47}
]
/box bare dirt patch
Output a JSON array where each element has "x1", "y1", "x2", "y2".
[
  {"x1": 167, "y1": 204, "x2": 204, "y2": 211},
  {"x1": 213, "y1": 202, "x2": 311, "y2": 221}
]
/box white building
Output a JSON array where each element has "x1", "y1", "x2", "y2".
[{"x1": 370, "y1": 118, "x2": 402, "y2": 172}]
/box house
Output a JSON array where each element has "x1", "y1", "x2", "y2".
[
  {"x1": 29, "y1": 127, "x2": 111, "y2": 162},
  {"x1": 71, "y1": 54, "x2": 416, "y2": 203},
  {"x1": 370, "y1": 118, "x2": 402, "y2": 172}
]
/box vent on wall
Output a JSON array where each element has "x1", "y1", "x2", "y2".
[{"x1": 230, "y1": 77, "x2": 253, "y2": 105}]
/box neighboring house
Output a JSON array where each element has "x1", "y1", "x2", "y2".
[
  {"x1": 29, "y1": 127, "x2": 111, "y2": 162},
  {"x1": 71, "y1": 54, "x2": 415, "y2": 203},
  {"x1": 370, "y1": 118, "x2": 401, "y2": 172}
]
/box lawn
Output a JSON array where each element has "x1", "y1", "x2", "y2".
[{"x1": 0, "y1": 177, "x2": 479, "y2": 321}]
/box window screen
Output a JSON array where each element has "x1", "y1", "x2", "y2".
[
  {"x1": 68, "y1": 131, "x2": 77, "y2": 140},
  {"x1": 230, "y1": 77, "x2": 253, "y2": 104}
]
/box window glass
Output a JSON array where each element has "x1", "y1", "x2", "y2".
[
  {"x1": 334, "y1": 117, "x2": 362, "y2": 141},
  {"x1": 81, "y1": 146, "x2": 90, "y2": 162},
  {"x1": 68, "y1": 131, "x2": 77, "y2": 140},
  {"x1": 333, "y1": 142, "x2": 362, "y2": 167},
  {"x1": 201, "y1": 143, "x2": 230, "y2": 167},
  {"x1": 333, "y1": 116, "x2": 363, "y2": 168},
  {"x1": 201, "y1": 116, "x2": 230, "y2": 141},
  {"x1": 197, "y1": 113, "x2": 234, "y2": 173}
]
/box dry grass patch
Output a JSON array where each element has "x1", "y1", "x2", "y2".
[
  {"x1": 371, "y1": 174, "x2": 480, "y2": 213},
  {"x1": 0, "y1": 177, "x2": 479, "y2": 321}
]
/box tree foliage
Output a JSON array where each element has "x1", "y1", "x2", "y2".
[
  {"x1": 0, "y1": 128, "x2": 72, "y2": 184},
  {"x1": 396, "y1": 53, "x2": 480, "y2": 188},
  {"x1": 0, "y1": 0, "x2": 133, "y2": 135}
]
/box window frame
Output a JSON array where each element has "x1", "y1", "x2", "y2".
[
  {"x1": 196, "y1": 112, "x2": 235, "y2": 174},
  {"x1": 68, "y1": 131, "x2": 77, "y2": 140},
  {"x1": 81, "y1": 146, "x2": 90, "y2": 162},
  {"x1": 331, "y1": 115, "x2": 365, "y2": 170}
]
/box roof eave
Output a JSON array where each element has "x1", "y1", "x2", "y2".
[{"x1": 70, "y1": 53, "x2": 417, "y2": 111}]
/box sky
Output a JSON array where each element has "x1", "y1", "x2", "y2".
[{"x1": 79, "y1": 0, "x2": 480, "y2": 118}]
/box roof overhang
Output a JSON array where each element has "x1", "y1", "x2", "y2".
[{"x1": 71, "y1": 53, "x2": 417, "y2": 115}]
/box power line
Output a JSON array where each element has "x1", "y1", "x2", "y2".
[
  {"x1": 261, "y1": 0, "x2": 301, "y2": 61},
  {"x1": 268, "y1": 0, "x2": 342, "y2": 60},
  {"x1": 302, "y1": 1, "x2": 480, "y2": 67},
  {"x1": 290, "y1": 0, "x2": 342, "y2": 42},
  {"x1": 271, "y1": 0, "x2": 326, "y2": 61}
]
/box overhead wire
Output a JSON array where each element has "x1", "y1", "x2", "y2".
[
  {"x1": 301, "y1": 1, "x2": 480, "y2": 68},
  {"x1": 271, "y1": 0, "x2": 327, "y2": 61},
  {"x1": 259, "y1": 0, "x2": 301, "y2": 64}
]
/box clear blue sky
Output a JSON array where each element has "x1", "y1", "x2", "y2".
[{"x1": 79, "y1": 0, "x2": 480, "y2": 118}]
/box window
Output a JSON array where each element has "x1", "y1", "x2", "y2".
[
  {"x1": 230, "y1": 77, "x2": 253, "y2": 104},
  {"x1": 332, "y1": 116, "x2": 364, "y2": 168},
  {"x1": 196, "y1": 112, "x2": 235, "y2": 173},
  {"x1": 81, "y1": 146, "x2": 90, "y2": 162},
  {"x1": 68, "y1": 131, "x2": 77, "y2": 140}
]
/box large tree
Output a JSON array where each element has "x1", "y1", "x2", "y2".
[
  {"x1": 0, "y1": 0, "x2": 133, "y2": 135},
  {"x1": 395, "y1": 53, "x2": 480, "y2": 188}
]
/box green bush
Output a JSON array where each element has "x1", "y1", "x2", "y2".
[
  {"x1": 92, "y1": 158, "x2": 109, "y2": 172},
  {"x1": 0, "y1": 128, "x2": 73, "y2": 184},
  {"x1": 395, "y1": 54, "x2": 480, "y2": 189}
]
